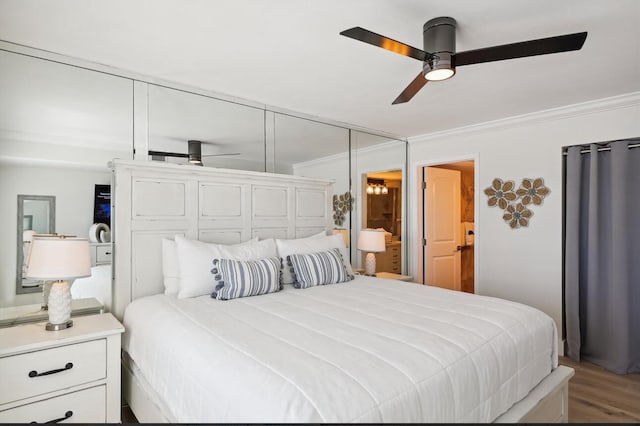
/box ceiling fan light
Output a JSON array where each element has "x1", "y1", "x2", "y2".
[{"x1": 424, "y1": 67, "x2": 455, "y2": 81}]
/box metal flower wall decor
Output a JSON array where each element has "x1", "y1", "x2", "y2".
[
  {"x1": 333, "y1": 191, "x2": 353, "y2": 226},
  {"x1": 484, "y1": 177, "x2": 550, "y2": 229}
]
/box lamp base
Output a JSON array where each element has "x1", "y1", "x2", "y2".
[
  {"x1": 45, "y1": 319, "x2": 73, "y2": 331},
  {"x1": 364, "y1": 252, "x2": 377, "y2": 276},
  {"x1": 46, "y1": 280, "x2": 72, "y2": 332},
  {"x1": 41, "y1": 281, "x2": 52, "y2": 311}
]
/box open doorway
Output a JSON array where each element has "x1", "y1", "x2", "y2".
[
  {"x1": 419, "y1": 160, "x2": 475, "y2": 293},
  {"x1": 362, "y1": 170, "x2": 403, "y2": 274}
]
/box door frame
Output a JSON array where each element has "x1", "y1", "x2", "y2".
[
  {"x1": 415, "y1": 154, "x2": 479, "y2": 293},
  {"x1": 353, "y1": 163, "x2": 407, "y2": 272}
]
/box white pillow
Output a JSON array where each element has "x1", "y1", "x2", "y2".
[
  {"x1": 175, "y1": 235, "x2": 276, "y2": 298},
  {"x1": 162, "y1": 238, "x2": 181, "y2": 295},
  {"x1": 276, "y1": 233, "x2": 352, "y2": 285}
]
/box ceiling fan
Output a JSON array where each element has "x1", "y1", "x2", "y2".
[
  {"x1": 148, "y1": 139, "x2": 241, "y2": 166},
  {"x1": 340, "y1": 17, "x2": 587, "y2": 104}
]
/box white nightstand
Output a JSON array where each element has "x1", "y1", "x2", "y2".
[
  {"x1": 0, "y1": 313, "x2": 124, "y2": 423},
  {"x1": 375, "y1": 272, "x2": 414, "y2": 282}
]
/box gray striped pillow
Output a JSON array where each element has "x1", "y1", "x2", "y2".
[
  {"x1": 287, "y1": 248, "x2": 354, "y2": 289},
  {"x1": 211, "y1": 257, "x2": 282, "y2": 300}
]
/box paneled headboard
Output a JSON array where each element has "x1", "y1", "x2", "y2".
[{"x1": 109, "y1": 159, "x2": 334, "y2": 319}]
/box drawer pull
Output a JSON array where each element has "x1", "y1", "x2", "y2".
[
  {"x1": 30, "y1": 410, "x2": 73, "y2": 424},
  {"x1": 28, "y1": 363, "x2": 73, "y2": 378},
  {"x1": 104, "y1": 252, "x2": 112, "y2": 255}
]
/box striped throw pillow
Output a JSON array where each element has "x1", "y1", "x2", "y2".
[
  {"x1": 211, "y1": 257, "x2": 282, "y2": 300},
  {"x1": 287, "y1": 248, "x2": 354, "y2": 289}
]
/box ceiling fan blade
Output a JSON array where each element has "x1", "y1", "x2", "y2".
[
  {"x1": 453, "y1": 32, "x2": 587, "y2": 67},
  {"x1": 392, "y1": 72, "x2": 428, "y2": 105},
  {"x1": 340, "y1": 27, "x2": 428, "y2": 62},
  {"x1": 148, "y1": 150, "x2": 188, "y2": 158}
]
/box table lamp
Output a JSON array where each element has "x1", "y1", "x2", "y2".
[
  {"x1": 357, "y1": 229, "x2": 386, "y2": 276},
  {"x1": 26, "y1": 236, "x2": 91, "y2": 331}
]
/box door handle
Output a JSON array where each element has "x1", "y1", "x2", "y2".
[{"x1": 455, "y1": 245, "x2": 463, "y2": 252}]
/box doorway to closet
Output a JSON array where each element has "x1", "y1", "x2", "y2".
[{"x1": 419, "y1": 160, "x2": 475, "y2": 293}]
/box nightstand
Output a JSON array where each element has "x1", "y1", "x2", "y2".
[
  {"x1": 375, "y1": 272, "x2": 413, "y2": 282},
  {"x1": 0, "y1": 298, "x2": 104, "y2": 329},
  {"x1": 0, "y1": 313, "x2": 124, "y2": 423}
]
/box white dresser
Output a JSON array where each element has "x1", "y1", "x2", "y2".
[
  {"x1": 89, "y1": 242, "x2": 112, "y2": 266},
  {"x1": 0, "y1": 313, "x2": 123, "y2": 423}
]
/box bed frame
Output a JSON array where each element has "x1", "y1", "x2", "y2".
[
  {"x1": 109, "y1": 159, "x2": 334, "y2": 319},
  {"x1": 110, "y1": 159, "x2": 574, "y2": 423}
]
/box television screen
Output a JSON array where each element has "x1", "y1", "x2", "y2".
[{"x1": 93, "y1": 184, "x2": 111, "y2": 225}]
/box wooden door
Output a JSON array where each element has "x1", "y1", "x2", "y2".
[{"x1": 424, "y1": 167, "x2": 461, "y2": 290}]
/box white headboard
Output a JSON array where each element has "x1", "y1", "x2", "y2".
[{"x1": 109, "y1": 159, "x2": 334, "y2": 319}]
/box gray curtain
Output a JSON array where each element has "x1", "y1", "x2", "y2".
[{"x1": 564, "y1": 140, "x2": 640, "y2": 374}]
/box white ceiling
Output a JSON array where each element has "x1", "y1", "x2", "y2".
[{"x1": 0, "y1": 0, "x2": 638, "y2": 138}]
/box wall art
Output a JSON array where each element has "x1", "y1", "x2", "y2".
[
  {"x1": 332, "y1": 191, "x2": 353, "y2": 226},
  {"x1": 484, "y1": 177, "x2": 550, "y2": 229}
]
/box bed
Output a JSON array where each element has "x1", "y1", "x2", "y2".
[{"x1": 110, "y1": 160, "x2": 573, "y2": 423}]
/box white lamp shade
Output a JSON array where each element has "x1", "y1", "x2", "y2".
[
  {"x1": 26, "y1": 238, "x2": 91, "y2": 280},
  {"x1": 357, "y1": 229, "x2": 386, "y2": 253}
]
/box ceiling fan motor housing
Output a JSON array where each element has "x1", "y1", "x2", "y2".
[
  {"x1": 187, "y1": 140, "x2": 203, "y2": 165},
  {"x1": 423, "y1": 17, "x2": 456, "y2": 79}
]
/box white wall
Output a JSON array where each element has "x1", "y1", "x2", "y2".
[
  {"x1": 0, "y1": 164, "x2": 110, "y2": 307},
  {"x1": 407, "y1": 93, "x2": 640, "y2": 336}
]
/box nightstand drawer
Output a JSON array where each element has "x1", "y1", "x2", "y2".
[
  {"x1": 0, "y1": 385, "x2": 106, "y2": 423},
  {"x1": 0, "y1": 339, "x2": 106, "y2": 405},
  {"x1": 96, "y1": 244, "x2": 112, "y2": 264}
]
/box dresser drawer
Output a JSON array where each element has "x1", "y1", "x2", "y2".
[
  {"x1": 0, "y1": 339, "x2": 106, "y2": 405},
  {"x1": 96, "y1": 244, "x2": 112, "y2": 264},
  {"x1": 0, "y1": 385, "x2": 106, "y2": 423}
]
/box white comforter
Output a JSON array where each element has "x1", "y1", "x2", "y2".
[{"x1": 122, "y1": 276, "x2": 557, "y2": 423}]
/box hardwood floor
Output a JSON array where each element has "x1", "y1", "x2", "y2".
[
  {"x1": 559, "y1": 356, "x2": 640, "y2": 423},
  {"x1": 120, "y1": 357, "x2": 640, "y2": 423}
]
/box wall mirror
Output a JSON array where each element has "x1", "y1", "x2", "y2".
[
  {"x1": 16, "y1": 195, "x2": 55, "y2": 294},
  {"x1": 275, "y1": 112, "x2": 351, "y2": 244},
  {"x1": 350, "y1": 131, "x2": 407, "y2": 273},
  {"x1": 147, "y1": 84, "x2": 266, "y2": 172}
]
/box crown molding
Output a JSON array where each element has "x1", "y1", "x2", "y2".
[{"x1": 408, "y1": 91, "x2": 640, "y2": 144}]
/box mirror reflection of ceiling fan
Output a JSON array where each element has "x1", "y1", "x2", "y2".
[
  {"x1": 148, "y1": 139, "x2": 241, "y2": 166},
  {"x1": 340, "y1": 17, "x2": 587, "y2": 104}
]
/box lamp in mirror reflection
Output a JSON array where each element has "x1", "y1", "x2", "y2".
[
  {"x1": 366, "y1": 178, "x2": 388, "y2": 195},
  {"x1": 26, "y1": 235, "x2": 91, "y2": 331}
]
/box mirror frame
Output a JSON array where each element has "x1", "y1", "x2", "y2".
[{"x1": 16, "y1": 194, "x2": 56, "y2": 294}]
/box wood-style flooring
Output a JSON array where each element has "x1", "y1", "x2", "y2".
[
  {"x1": 120, "y1": 356, "x2": 640, "y2": 423},
  {"x1": 559, "y1": 356, "x2": 640, "y2": 423}
]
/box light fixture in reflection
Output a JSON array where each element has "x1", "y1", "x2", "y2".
[{"x1": 367, "y1": 178, "x2": 388, "y2": 195}]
